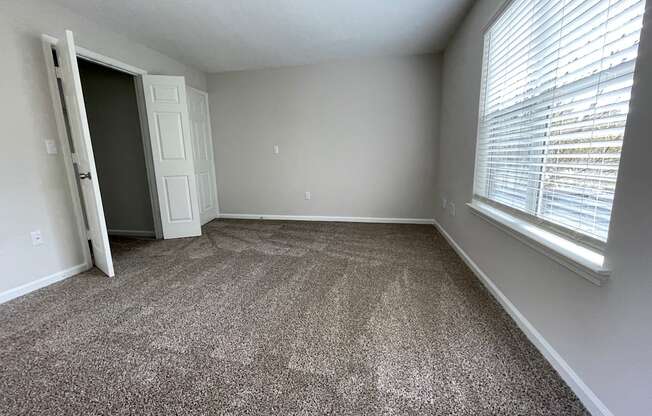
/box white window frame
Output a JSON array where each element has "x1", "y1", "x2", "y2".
[
  {"x1": 467, "y1": 200, "x2": 610, "y2": 285},
  {"x1": 467, "y1": 0, "x2": 645, "y2": 285}
]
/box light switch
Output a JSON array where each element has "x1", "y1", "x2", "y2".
[
  {"x1": 305, "y1": 191, "x2": 311, "y2": 200},
  {"x1": 45, "y1": 139, "x2": 58, "y2": 154},
  {"x1": 273, "y1": 144, "x2": 279, "y2": 154}
]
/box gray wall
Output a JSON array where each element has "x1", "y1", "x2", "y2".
[
  {"x1": 435, "y1": 1, "x2": 652, "y2": 414},
  {"x1": 0, "y1": 0, "x2": 206, "y2": 295},
  {"x1": 78, "y1": 59, "x2": 154, "y2": 236},
  {"x1": 208, "y1": 55, "x2": 441, "y2": 220}
]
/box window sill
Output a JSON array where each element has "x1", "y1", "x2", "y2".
[{"x1": 467, "y1": 200, "x2": 611, "y2": 286}]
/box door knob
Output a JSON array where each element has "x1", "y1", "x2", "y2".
[{"x1": 79, "y1": 172, "x2": 92, "y2": 180}]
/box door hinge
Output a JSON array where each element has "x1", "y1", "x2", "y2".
[{"x1": 54, "y1": 67, "x2": 63, "y2": 79}]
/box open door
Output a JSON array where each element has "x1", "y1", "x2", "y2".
[
  {"x1": 140, "y1": 75, "x2": 201, "y2": 239},
  {"x1": 58, "y1": 30, "x2": 114, "y2": 276}
]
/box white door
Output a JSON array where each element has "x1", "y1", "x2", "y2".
[
  {"x1": 140, "y1": 75, "x2": 201, "y2": 239},
  {"x1": 58, "y1": 30, "x2": 114, "y2": 276},
  {"x1": 187, "y1": 87, "x2": 219, "y2": 225}
]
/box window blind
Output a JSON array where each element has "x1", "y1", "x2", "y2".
[{"x1": 474, "y1": 0, "x2": 646, "y2": 243}]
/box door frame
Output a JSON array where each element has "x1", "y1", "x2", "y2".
[
  {"x1": 41, "y1": 34, "x2": 163, "y2": 268},
  {"x1": 187, "y1": 86, "x2": 220, "y2": 224}
]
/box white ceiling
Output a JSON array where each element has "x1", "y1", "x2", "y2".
[{"x1": 51, "y1": 0, "x2": 473, "y2": 73}]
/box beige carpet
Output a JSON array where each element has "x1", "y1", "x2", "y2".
[{"x1": 0, "y1": 219, "x2": 588, "y2": 415}]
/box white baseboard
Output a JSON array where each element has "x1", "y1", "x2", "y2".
[
  {"x1": 433, "y1": 219, "x2": 613, "y2": 416},
  {"x1": 107, "y1": 229, "x2": 156, "y2": 238},
  {"x1": 218, "y1": 213, "x2": 435, "y2": 225},
  {"x1": 0, "y1": 262, "x2": 91, "y2": 305}
]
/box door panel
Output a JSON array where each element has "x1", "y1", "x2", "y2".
[
  {"x1": 163, "y1": 175, "x2": 194, "y2": 221},
  {"x1": 187, "y1": 87, "x2": 219, "y2": 225},
  {"x1": 58, "y1": 30, "x2": 114, "y2": 276},
  {"x1": 141, "y1": 75, "x2": 201, "y2": 239},
  {"x1": 155, "y1": 112, "x2": 186, "y2": 160},
  {"x1": 151, "y1": 85, "x2": 180, "y2": 103}
]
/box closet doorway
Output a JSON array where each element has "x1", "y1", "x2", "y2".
[
  {"x1": 77, "y1": 58, "x2": 159, "y2": 239},
  {"x1": 43, "y1": 30, "x2": 216, "y2": 277}
]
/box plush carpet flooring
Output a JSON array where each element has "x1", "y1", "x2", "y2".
[{"x1": 0, "y1": 220, "x2": 588, "y2": 415}]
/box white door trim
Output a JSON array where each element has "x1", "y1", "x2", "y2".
[
  {"x1": 41, "y1": 33, "x2": 160, "y2": 273},
  {"x1": 43, "y1": 36, "x2": 161, "y2": 239},
  {"x1": 41, "y1": 34, "x2": 147, "y2": 76},
  {"x1": 41, "y1": 35, "x2": 93, "y2": 272}
]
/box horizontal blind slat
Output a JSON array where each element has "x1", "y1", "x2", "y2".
[
  {"x1": 483, "y1": 100, "x2": 631, "y2": 136},
  {"x1": 487, "y1": 0, "x2": 643, "y2": 89},
  {"x1": 481, "y1": 165, "x2": 620, "y2": 180},
  {"x1": 483, "y1": 63, "x2": 636, "y2": 123},
  {"x1": 474, "y1": 0, "x2": 644, "y2": 241},
  {"x1": 485, "y1": 0, "x2": 642, "y2": 102},
  {"x1": 484, "y1": 50, "x2": 639, "y2": 113}
]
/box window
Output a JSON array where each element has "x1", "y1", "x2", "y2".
[{"x1": 473, "y1": 0, "x2": 646, "y2": 246}]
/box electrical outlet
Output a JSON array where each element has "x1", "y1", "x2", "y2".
[
  {"x1": 45, "y1": 139, "x2": 58, "y2": 154},
  {"x1": 449, "y1": 202, "x2": 456, "y2": 217},
  {"x1": 30, "y1": 230, "x2": 44, "y2": 246},
  {"x1": 273, "y1": 144, "x2": 279, "y2": 154},
  {"x1": 305, "y1": 191, "x2": 311, "y2": 200},
  {"x1": 442, "y1": 197, "x2": 447, "y2": 209}
]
